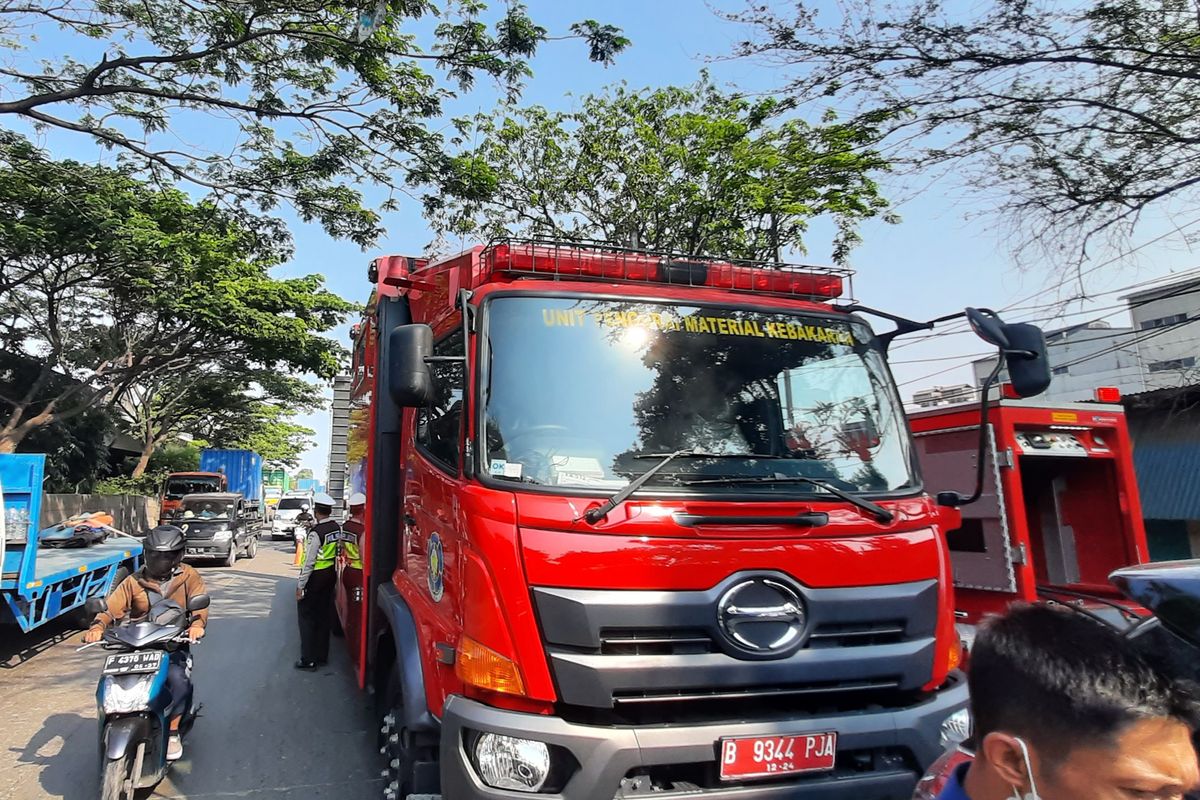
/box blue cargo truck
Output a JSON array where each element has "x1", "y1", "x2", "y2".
[
  {"x1": 0, "y1": 454, "x2": 142, "y2": 632},
  {"x1": 198, "y1": 449, "x2": 265, "y2": 521}
]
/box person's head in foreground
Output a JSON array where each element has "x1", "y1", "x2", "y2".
[{"x1": 956, "y1": 603, "x2": 1199, "y2": 800}]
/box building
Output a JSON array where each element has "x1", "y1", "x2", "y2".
[
  {"x1": 325, "y1": 373, "x2": 351, "y2": 504},
  {"x1": 968, "y1": 319, "x2": 1145, "y2": 403},
  {"x1": 1124, "y1": 384, "x2": 1200, "y2": 560},
  {"x1": 1123, "y1": 278, "x2": 1200, "y2": 391},
  {"x1": 912, "y1": 384, "x2": 977, "y2": 408}
]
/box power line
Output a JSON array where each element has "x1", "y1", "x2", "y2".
[{"x1": 897, "y1": 279, "x2": 1200, "y2": 386}]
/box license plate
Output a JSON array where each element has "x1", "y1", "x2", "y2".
[
  {"x1": 718, "y1": 732, "x2": 837, "y2": 781},
  {"x1": 102, "y1": 651, "x2": 164, "y2": 676}
]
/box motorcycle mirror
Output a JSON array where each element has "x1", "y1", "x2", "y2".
[
  {"x1": 1110, "y1": 561, "x2": 1200, "y2": 649},
  {"x1": 186, "y1": 594, "x2": 211, "y2": 612},
  {"x1": 84, "y1": 597, "x2": 108, "y2": 616}
]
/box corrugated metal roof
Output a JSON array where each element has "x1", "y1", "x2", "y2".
[{"x1": 1133, "y1": 442, "x2": 1200, "y2": 521}]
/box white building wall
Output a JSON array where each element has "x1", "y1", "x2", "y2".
[{"x1": 1126, "y1": 281, "x2": 1200, "y2": 391}]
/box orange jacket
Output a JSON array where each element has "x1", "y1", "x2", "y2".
[{"x1": 89, "y1": 565, "x2": 209, "y2": 632}]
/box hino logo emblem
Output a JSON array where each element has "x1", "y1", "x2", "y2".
[{"x1": 717, "y1": 578, "x2": 806, "y2": 656}]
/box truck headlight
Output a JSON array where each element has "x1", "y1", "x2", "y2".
[
  {"x1": 101, "y1": 676, "x2": 153, "y2": 714},
  {"x1": 473, "y1": 733, "x2": 551, "y2": 792},
  {"x1": 213, "y1": 528, "x2": 233, "y2": 541},
  {"x1": 940, "y1": 708, "x2": 972, "y2": 750}
]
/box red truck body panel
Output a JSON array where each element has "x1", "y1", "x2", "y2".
[{"x1": 909, "y1": 399, "x2": 1149, "y2": 624}]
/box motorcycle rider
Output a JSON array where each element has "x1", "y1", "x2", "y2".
[{"x1": 84, "y1": 525, "x2": 208, "y2": 761}]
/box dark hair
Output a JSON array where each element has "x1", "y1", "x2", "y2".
[{"x1": 970, "y1": 604, "x2": 1198, "y2": 765}]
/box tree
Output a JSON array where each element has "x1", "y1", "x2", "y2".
[
  {"x1": 213, "y1": 404, "x2": 316, "y2": 468},
  {"x1": 428, "y1": 77, "x2": 894, "y2": 262},
  {"x1": 732, "y1": 1, "x2": 1200, "y2": 259},
  {"x1": 0, "y1": 1, "x2": 628, "y2": 246},
  {"x1": 296, "y1": 468, "x2": 315, "y2": 480},
  {"x1": 0, "y1": 140, "x2": 354, "y2": 453},
  {"x1": 116, "y1": 370, "x2": 318, "y2": 477}
]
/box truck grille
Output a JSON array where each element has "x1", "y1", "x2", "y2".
[{"x1": 533, "y1": 574, "x2": 938, "y2": 713}]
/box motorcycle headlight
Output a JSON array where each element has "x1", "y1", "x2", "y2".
[{"x1": 101, "y1": 675, "x2": 154, "y2": 714}]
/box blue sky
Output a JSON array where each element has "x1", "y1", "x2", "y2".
[{"x1": 8, "y1": 1, "x2": 1200, "y2": 479}]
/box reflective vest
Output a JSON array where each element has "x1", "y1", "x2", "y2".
[
  {"x1": 342, "y1": 520, "x2": 364, "y2": 570},
  {"x1": 312, "y1": 520, "x2": 361, "y2": 571}
]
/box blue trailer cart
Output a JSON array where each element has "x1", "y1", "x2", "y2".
[{"x1": 0, "y1": 454, "x2": 142, "y2": 632}]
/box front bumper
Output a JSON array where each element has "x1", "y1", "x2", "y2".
[
  {"x1": 183, "y1": 541, "x2": 232, "y2": 559},
  {"x1": 440, "y1": 673, "x2": 968, "y2": 799}
]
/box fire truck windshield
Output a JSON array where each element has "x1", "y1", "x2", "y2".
[{"x1": 482, "y1": 296, "x2": 918, "y2": 495}]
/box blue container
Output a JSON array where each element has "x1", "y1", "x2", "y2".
[
  {"x1": 198, "y1": 450, "x2": 264, "y2": 503},
  {"x1": 295, "y1": 478, "x2": 323, "y2": 493}
]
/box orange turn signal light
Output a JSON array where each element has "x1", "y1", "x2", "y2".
[{"x1": 456, "y1": 636, "x2": 526, "y2": 696}]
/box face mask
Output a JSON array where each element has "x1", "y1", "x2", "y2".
[{"x1": 1009, "y1": 736, "x2": 1041, "y2": 800}]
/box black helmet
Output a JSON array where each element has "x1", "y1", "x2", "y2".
[{"x1": 144, "y1": 524, "x2": 185, "y2": 580}]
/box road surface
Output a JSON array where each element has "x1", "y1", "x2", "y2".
[{"x1": 0, "y1": 539, "x2": 383, "y2": 799}]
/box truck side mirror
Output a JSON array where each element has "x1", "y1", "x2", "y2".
[
  {"x1": 388, "y1": 324, "x2": 435, "y2": 407},
  {"x1": 1000, "y1": 322, "x2": 1051, "y2": 398}
]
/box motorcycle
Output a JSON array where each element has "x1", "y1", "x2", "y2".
[
  {"x1": 81, "y1": 592, "x2": 210, "y2": 800},
  {"x1": 913, "y1": 560, "x2": 1200, "y2": 798}
]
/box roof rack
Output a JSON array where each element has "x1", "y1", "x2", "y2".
[{"x1": 478, "y1": 237, "x2": 855, "y2": 301}]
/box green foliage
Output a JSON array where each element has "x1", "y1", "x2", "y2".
[
  {"x1": 296, "y1": 468, "x2": 314, "y2": 480},
  {"x1": 733, "y1": 0, "x2": 1200, "y2": 258},
  {"x1": 0, "y1": 1, "x2": 628, "y2": 246},
  {"x1": 429, "y1": 77, "x2": 894, "y2": 263},
  {"x1": 0, "y1": 139, "x2": 354, "y2": 453},
  {"x1": 93, "y1": 473, "x2": 161, "y2": 497},
  {"x1": 200, "y1": 402, "x2": 315, "y2": 469},
  {"x1": 146, "y1": 441, "x2": 201, "y2": 474}
]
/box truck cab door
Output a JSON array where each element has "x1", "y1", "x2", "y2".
[{"x1": 402, "y1": 331, "x2": 466, "y2": 657}]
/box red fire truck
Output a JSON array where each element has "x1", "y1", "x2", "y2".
[
  {"x1": 910, "y1": 395, "x2": 1150, "y2": 632},
  {"x1": 335, "y1": 240, "x2": 1051, "y2": 800}
]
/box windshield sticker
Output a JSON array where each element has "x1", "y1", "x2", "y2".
[
  {"x1": 540, "y1": 308, "x2": 855, "y2": 345},
  {"x1": 490, "y1": 460, "x2": 523, "y2": 479}
]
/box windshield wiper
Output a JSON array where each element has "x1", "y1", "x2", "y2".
[
  {"x1": 680, "y1": 475, "x2": 895, "y2": 523},
  {"x1": 583, "y1": 449, "x2": 781, "y2": 523}
]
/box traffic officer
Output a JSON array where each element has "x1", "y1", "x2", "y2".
[
  {"x1": 295, "y1": 492, "x2": 343, "y2": 670},
  {"x1": 342, "y1": 492, "x2": 366, "y2": 571}
]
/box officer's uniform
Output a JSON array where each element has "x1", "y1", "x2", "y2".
[{"x1": 296, "y1": 516, "x2": 350, "y2": 665}]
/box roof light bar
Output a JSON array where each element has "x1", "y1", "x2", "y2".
[{"x1": 482, "y1": 241, "x2": 847, "y2": 300}]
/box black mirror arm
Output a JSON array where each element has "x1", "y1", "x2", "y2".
[
  {"x1": 939, "y1": 358, "x2": 1004, "y2": 508},
  {"x1": 835, "y1": 304, "x2": 972, "y2": 350}
]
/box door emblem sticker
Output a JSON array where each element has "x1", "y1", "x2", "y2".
[{"x1": 427, "y1": 532, "x2": 445, "y2": 602}]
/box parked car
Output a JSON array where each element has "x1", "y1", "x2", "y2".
[{"x1": 173, "y1": 492, "x2": 260, "y2": 567}]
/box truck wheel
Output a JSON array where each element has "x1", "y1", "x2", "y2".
[
  {"x1": 100, "y1": 752, "x2": 135, "y2": 800},
  {"x1": 245, "y1": 537, "x2": 258, "y2": 559},
  {"x1": 224, "y1": 544, "x2": 238, "y2": 568},
  {"x1": 380, "y1": 665, "x2": 439, "y2": 798}
]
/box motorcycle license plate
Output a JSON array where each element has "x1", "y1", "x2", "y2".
[
  {"x1": 718, "y1": 732, "x2": 837, "y2": 781},
  {"x1": 102, "y1": 651, "x2": 164, "y2": 676}
]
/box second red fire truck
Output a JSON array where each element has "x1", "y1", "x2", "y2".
[{"x1": 334, "y1": 240, "x2": 1052, "y2": 799}]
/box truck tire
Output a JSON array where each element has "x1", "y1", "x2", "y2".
[
  {"x1": 380, "y1": 665, "x2": 439, "y2": 798},
  {"x1": 245, "y1": 536, "x2": 258, "y2": 559},
  {"x1": 224, "y1": 543, "x2": 238, "y2": 568},
  {"x1": 100, "y1": 752, "x2": 134, "y2": 800}
]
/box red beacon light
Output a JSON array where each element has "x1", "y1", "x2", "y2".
[
  {"x1": 483, "y1": 242, "x2": 845, "y2": 299},
  {"x1": 1094, "y1": 386, "x2": 1121, "y2": 403}
]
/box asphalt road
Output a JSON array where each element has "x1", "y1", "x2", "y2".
[{"x1": 0, "y1": 539, "x2": 383, "y2": 799}]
